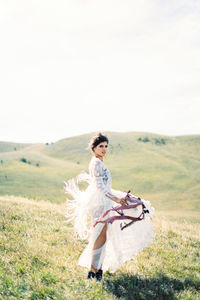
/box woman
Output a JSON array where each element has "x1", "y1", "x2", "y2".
[{"x1": 64, "y1": 133, "x2": 155, "y2": 281}]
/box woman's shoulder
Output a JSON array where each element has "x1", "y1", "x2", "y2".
[
  {"x1": 90, "y1": 156, "x2": 102, "y2": 164},
  {"x1": 89, "y1": 156, "x2": 103, "y2": 168}
]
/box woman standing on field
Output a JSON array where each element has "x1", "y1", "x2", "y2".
[{"x1": 64, "y1": 132, "x2": 155, "y2": 281}]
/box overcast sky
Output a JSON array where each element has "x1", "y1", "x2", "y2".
[{"x1": 0, "y1": 0, "x2": 200, "y2": 143}]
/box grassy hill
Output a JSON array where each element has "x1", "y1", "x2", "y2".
[
  {"x1": 0, "y1": 141, "x2": 32, "y2": 153},
  {"x1": 0, "y1": 195, "x2": 199, "y2": 299},
  {"x1": 0, "y1": 132, "x2": 199, "y2": 210}
]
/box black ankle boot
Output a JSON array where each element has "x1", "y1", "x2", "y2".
[
  {"x1": 95, "y1": 269, "x2": 103, "y2": 281},
  {"x1": 87, "y1": 270, "x2": 95, "y2": 279}
]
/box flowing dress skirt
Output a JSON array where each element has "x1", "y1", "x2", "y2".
[{"x1": 65, "y1": 177, "x2": 155, "y2": 273}]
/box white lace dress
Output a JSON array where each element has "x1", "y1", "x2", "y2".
[{"x1": 64, "y1": 156, "x2": 155, "y2": 273}]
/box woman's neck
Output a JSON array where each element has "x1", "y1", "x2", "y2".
[{"x1": 94, "y1": 155, "x2": 103, "y2": 161}]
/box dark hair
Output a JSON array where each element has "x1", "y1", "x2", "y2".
[{"x1": 87, "y1": 132, "x2": 109, "y2": 152}]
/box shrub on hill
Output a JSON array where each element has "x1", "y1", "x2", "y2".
[
  {"x1": 138, "y1": 137, "x2": 150, "y2": 143},
  {"x1": 153, "y1": 138, "x2": 166, "y2": 145},
  {"x1": 20, "y1": 157, "x2": 27, "y2": 163},
  {"x1": 20, "y1": 158, "x2": 39, "y2": 167},
  {"x1": 138, "y1": 137, "x2": 166, "y2": 145}
]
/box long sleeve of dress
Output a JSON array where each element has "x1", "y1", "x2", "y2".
[
  {"x1": 91, "y1": 159, "x2": 118, "y2": 202},
  {"x1": 91, "y1": 159, "x2": 110, "y2": 194}
]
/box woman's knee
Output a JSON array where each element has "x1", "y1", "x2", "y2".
[{"x1": 93, "y1": 224, "x2": 107, "y2": 249}]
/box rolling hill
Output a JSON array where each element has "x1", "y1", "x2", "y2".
[{"x1": 0, "y1": 131, "x2": 199, "y2": 211}]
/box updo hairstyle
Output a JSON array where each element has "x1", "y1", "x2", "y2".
[{"x1": 87, "y1": 132, "x2": 109, "y2": 152}]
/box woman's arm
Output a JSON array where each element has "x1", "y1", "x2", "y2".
[
  {"x1": 92, "y1": 160, "x2": 127, "y2": 205},
  {"x1": 105, "y1": 192, "x2": 127, "y2": 205}
]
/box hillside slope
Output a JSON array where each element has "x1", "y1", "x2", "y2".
[
  {"x1": 0, "y1": 195, "x2": 199, "y2": 299},
  {"x1": 0, "y1": 132, "x2": 199, "y2": 210}
]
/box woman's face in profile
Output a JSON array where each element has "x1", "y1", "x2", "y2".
[{"x1": 93, "y1": 141, "x2": 108, "y2": 158}]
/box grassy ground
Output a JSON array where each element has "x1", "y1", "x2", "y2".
[{"x1": 0, "y1": 195, "x2": 199, "y2": 300}]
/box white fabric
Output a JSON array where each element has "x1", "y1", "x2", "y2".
[
  {"x1": 64, "y1": 156, "x2": 155, "y2": 273},
  {"x1": 91, "y1": 242, "x2": 106, "y2": 270}
]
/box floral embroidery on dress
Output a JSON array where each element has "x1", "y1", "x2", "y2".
[{"x1": 102, "y1": 168, "x2": 108, "y2": 184}]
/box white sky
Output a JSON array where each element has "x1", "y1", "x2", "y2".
[{"x1": 0, "y1": 0, "x2": 200, "y2": 143}]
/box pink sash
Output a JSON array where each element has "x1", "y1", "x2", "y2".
[{"x1": 93, "y1": 191, "x2": 149, "y2": 230}]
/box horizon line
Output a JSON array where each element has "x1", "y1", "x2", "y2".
[{"x1": 0, "y1": 130, "x2": 200, "y2": 144}]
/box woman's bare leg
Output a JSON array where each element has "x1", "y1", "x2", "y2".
[{"x1": 90, "y1": 224, "x2": 107, "y2": 272}]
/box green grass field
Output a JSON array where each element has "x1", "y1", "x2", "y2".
[
  {"x1": 0, "y1": 132, "x2": 200, "y2": 210},
  {"x1": 0, "y1": 196, "x2": 199, "y2": 300},
  {"x1": 0, "y1": 132, "x2": 199, "y2": 299}
]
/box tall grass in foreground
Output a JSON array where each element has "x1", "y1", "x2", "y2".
[{"x1": 0, "y1": 196, "x2": 199, "y2": 300}]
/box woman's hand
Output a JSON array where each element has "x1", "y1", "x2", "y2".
[
  {"x1": 105, "y1": 193, "x2": 128, "y2": 205},
  {"x1": 117, "y1": 197, "x2": 128, "y2": 205}
]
